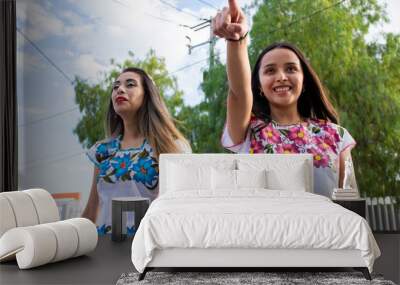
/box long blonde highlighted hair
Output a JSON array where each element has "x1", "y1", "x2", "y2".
[{"x1": 105, "y1": 67, "x2": 189, "y2": 158}]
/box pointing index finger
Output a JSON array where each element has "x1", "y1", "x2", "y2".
[{"x1": 228, "y1": 0, "x2": 239, "y2": 15}]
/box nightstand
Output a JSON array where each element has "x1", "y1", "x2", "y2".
[
  {"x1": 332, "y1": 198, "x2": 366, "y2": 218},
  {"x1": 112, "y1": 197, "x2": 150, "y2": 242}
]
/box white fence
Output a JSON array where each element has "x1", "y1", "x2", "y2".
[{"x1": 366, "y1": 196, "x2": 399, "y2": 232}]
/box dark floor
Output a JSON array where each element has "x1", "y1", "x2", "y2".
[
  {"x1": 1, "y1": 234, "x2": 398, "y2": 285},
  {"x1": 0, "y1": 236, "x2": 134, "y2": 285}
]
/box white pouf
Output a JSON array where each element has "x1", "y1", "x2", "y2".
[{"x1": 0, "y1": 189, "x2": 98, "y2": 269}]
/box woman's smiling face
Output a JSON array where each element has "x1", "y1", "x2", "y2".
[
  {"x1": 258, "y1": 48, "x2": 304, "y2": 109},
  {"x1": 111, "y1": 71, "x2": 145, "y2": 116}
]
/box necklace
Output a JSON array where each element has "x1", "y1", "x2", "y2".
[{"x1": 271, "y1": 118, "x2": 305, "y2": 127}]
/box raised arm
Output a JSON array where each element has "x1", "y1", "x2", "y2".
[
  {"x1": 81, "y1": 167, "x2": 100, "y2": 223},
  {"x1": 213, "y1": 0, "x2": 252, "y2": 144}
]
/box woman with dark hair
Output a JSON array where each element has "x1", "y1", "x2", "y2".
[
  {"x1": 213, "y1": 0, "x2": 356, "y2": 197},
  {"x1": 82, "y1": 67, "x2": 191, "y2": 235}
]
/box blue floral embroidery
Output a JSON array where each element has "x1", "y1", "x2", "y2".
[
  {"x1": 111, "y1": 153, "x2": 132, "y2": 178},
  {"x1": 96, "y1": 139, "x2": 119, "y2": 162},
  {"x1": 127, "y1": 226, "x2": 136, "y2": 236},
  {"x1": 97, "y1": 224, "x2": 111, "y2": 235},
  {"x1": 99, "y1": 160, "x2": 111, "y2": 176},
  {"x1": 97, "y1": 144, "x2": 108, "y2": 156},
  {"x1": 88, "y1": 137, "x2": 159, "y2": 236},
  {"x1": 91, "y1": 137, "x2": 159, "y2": 188},
  {"x1": 132, "y1": 157, "x2": 157, "y2": 186},
  {"x1": 97, "y1": 225, "x2": 136, "y2": 236}
]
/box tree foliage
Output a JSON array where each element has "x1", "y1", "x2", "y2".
[{"x1": 178, "y1": 56, "x2": 228, "y2": 153}]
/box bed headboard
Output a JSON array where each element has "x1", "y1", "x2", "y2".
[{"x1": 159, "y1": 154, "x2": 314, "y2": 195}]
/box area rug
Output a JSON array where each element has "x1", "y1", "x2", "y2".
[{"x1": 116, "y1": 271, "x2": 396, "y2": 285}]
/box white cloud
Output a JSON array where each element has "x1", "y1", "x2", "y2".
[
  {"x1": 64, "y1": 24, "x2": 95, "y2": 39},
  {"x1": 103, "y1": 25, "x2": 125, "y2": 38},
  {"x1": 65, "y1": 49, "x2": 75, "y2": 57},
  {"x1": 59, "y1": 10, "x2": 84, "y2": 24},
  {"x1": 71, "y1": 53, "x2": 107, "y2": 80},
  {"x1": 16, "y1": 48, "x2": 47, "y2": 73},
  {"x1": 382, "y1": 0, "x2": 400, "y2": 34},
  {"x1": 16, "y1": 0, "x2": 65, "y2": 42}
]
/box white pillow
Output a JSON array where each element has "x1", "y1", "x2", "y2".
[
  {"x1": 212, "y1": 169, "x2": 267, "y2": 191},
  {"x1": 237, "y1": 158, "x2": 311, "y2": 192},
  {"x1": 167, "y1": 163, "x2": 212, "y2": 191},
  {"x1": 236, "y1": 169, "x2": 267, "y2": 189},
  {"x1": 212, "y1": 168, "x2": 237, "y2": 190},
  {"x1": 266, "y1": 167, "x2": 307, "y2": 191}
]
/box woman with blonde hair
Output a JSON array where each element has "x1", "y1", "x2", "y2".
[{"x1": 82, "y1": 67, "x2": 191, "y2": 235}]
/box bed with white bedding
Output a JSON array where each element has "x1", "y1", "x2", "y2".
[{"x1": 131, "y1": 154, "x2": 380, "y2": 280}]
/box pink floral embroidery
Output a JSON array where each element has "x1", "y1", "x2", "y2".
[
  {"x1": 244, "y1": 117, "x2": 351, "y2": 170},
  {"x1": 260, "y1": 125, "x2": 281, "y2": 144},
  {"x1": 314, "y1": 136, "x2": 337, "y2": 154},
  {"x1": 322, "y1": 124, "x2": 340, "y2": 143},
  {"x1": 275, "y1": 143, "x2": 299, "y2": 154},
  {"x1": 250, "y1": 139, "x2": 263, "y2": 154},
  {"x1": 288, "y1": 126, "x2": 308, "y2": 145},
  {"x1": 308, "y1": 147, "x2": 329, "y2": 168}
]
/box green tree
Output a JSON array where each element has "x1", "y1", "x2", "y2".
[
  {"x1": 73, "y1": 49, "x2": 185, "y2": 149},
  {"x1": 178, "y1": 56, "x2": 228, "y2": 153}
]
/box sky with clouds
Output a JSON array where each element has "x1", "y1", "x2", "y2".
[{"x1": 16, "y1": 0, "x2": 400, "y2": 210}]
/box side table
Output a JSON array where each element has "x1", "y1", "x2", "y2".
[
  {"x1": 332, "y1": 198, "x2": 366, "y2": 218},
  {"x1": 112, "y1": 197, "x2": 150, "y2": 242}
]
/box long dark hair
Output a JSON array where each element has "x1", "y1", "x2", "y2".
[
  {"x1": 251, "y1": 42, "x2": 338, "y2": 124},
  {"x1": 105, "y1": 67, "x2": 189, "y2": 157}
]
